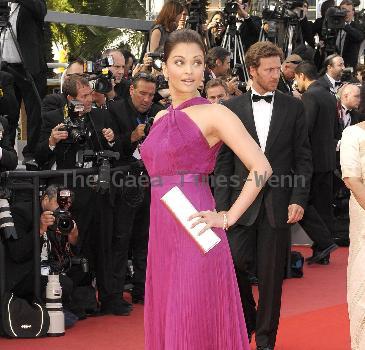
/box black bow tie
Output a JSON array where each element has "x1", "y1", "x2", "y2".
[
  {"x1": 335, "y1": 81, "x2": 342, "y2": 87},
  {"x1": 252, "y1": 94, "x2": 273, "y2": 103},
  {"x1": 343, "y1": 109, "x2": 350, "y2": 115}
]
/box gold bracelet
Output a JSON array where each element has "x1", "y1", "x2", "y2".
[{"x1": 222, "y1": 212, "x2": 229, "y2": 231}]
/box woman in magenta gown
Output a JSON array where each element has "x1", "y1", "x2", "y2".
[{"x1": 140, "y1": 29, "x2": 272, "y2": 350}]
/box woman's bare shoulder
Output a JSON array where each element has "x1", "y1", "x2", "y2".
[{"x1": 154, "y1": 109, "x2": 169, "y2": 123}]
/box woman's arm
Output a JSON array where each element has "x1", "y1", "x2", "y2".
[
  {"x1": 150, "y1": 29, "x2": 162, "y2": 53},
  {"x1": 343, "y1": 177, "x2": 365, "y2": 210},
  {"x1": 190, "y1": 104, "x2": 272, "y2": 232},
  {"x1": 211, "y1": 105, "x2": 272, "y2": 226}
]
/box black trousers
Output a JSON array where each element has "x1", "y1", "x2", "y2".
[
  {"x1": 300, "y1": 171, "x2": 334, "y2": 250},
  {"x1": 112, "y1": 185, "x2": 150, "y2": 298},
  {"x1": 3, "y1": 63, "x2": 46, "y2": 157},
  {"x1": 228, "y1": 206, "x2": 290, "y2": 348}
]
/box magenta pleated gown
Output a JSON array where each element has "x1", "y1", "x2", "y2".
[{"x1": 140, "y1": 96, "x2": 250, "y2": 350}]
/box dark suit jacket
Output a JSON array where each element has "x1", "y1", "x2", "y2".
[
  {"x1": 16, "y1": 0, "x2": 47, "y2": 76},
  {"x1": 341, "y1": 22, "x2": 364, "y2": 69},
  {"x1": 215, "y1": 91, "x2": 312, "y2": 228},
  {"x1": 301, "y1": 82, "x2": 337, "y2": 172},
  {"x1": 316, "y1": 74, "x2": 335, "y2": 94},
  {"x1": 0, "y1": 115, "x2": 18, "y2": 171},
  {"x1": 238, "y1": 16, "x2": 261, "y2": 52},
  {"x1": 277, "y1": 73, "x2": 293, "y2": 95},
  {"x1": 35, "y1": 108, "x2": 121, "y2": 170},
  {"x1": 108, "y1": 97, "x2": 165, "y2": 164}
]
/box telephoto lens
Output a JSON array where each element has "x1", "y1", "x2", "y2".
[{"x1": 46, "y1": 274, "x2": 65, "y2": 337}]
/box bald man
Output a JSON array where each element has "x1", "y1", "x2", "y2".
[
  {"x1": 339, "y1": 84, "x2": 364, "y2": 131},
  {"x1": 277, "y1": 54, "x2": 303, "y2": 95}
]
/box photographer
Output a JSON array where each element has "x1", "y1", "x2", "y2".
[
  {"x1": 236, "y1": 1, "x2": 261, "y2": 52},
  {"x1": 108, "y1": 73, "x2": 164, "y2": 305},
  {"x1": 205, "y1": 47, "x2": 241, "y2": 96},
  {"x1": 337, "y1": 0, "x2": 364, "y2": 69},
  {"x1": 278, "y1": 54, "x2": 303, "y2": 96},
  {"x1": 102, "y1": 49, "x2": 130, "y2": 102},
  {"x1": 205, "y1": 78, "x2": 230, "y2": 104},
  {"x1": 207, "y1": 11, "x2": 226, "y2": 47}
]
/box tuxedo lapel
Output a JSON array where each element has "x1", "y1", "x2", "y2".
[
  {"x1": 264, "y1": 91, "x2": 287, "y2": 153},
  {"x1": 240, "y1": 93, "x2": 260, "y2": 146}
]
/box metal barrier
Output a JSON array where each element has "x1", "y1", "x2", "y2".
[{"x1": 1, "y1": 164, "x2": 135, "y2": 299}]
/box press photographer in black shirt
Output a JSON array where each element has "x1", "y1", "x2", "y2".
[
  {"x1": 35, "y1": 75, "x2": 131, "y2": 315},
  {"x1": 108, "y1": 73, "x2": 164, "y2": 304}
]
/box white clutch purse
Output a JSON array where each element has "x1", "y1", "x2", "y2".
[{"x1": 161, "y1": 186, "x2": 221, "y2": 254}]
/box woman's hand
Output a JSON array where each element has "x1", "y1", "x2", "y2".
[{"x1": 189, "y1": 210, "x2": 229, "y2": 235}]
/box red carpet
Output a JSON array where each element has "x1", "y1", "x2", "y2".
[{"x1": 0, "y1": 247, "x2": 350, "y2": 350}]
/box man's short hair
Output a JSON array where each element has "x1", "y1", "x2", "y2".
[
  {"x1": 340, "y1": 0, "x2": 353, "y2": 7},
  {"x1": 102, "y1": 49, "x2": 124, "y2": 59},
  {"x1": 294, "y1": 62, "x2": 318, "y2": 81},
  {"x1": 42, "y1": 185, "x2": 58, "y2": 201},
  {"x1": 245, "y1": 42, "x2": 284, "y2": 69},
  {"x1": 284, "y1": 54, "x2": 303, "y2": 65},
  {"x1": 132, "y1": 73, "x2": 156, "y2": 88},
  {"x1": 205, "y1": 78, "x2": 228, "y2": 95},
  {"x1": 206, "y1": 47, "x2": 231, "y2": 69},
  {"x1": 63, "y1": 75, "x2": 90, "y2": 98}
]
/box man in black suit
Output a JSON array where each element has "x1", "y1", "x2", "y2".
[
  {"x1": 215, "y1": 42, "x2": 312, "y2": 350},
  {"x1": 337, "y1": 0, "x2": 364, "y2": 70},
  {"x1": 294, "y1": 62, "x2": 338, "y2": 265},
  {"x1": 317, "y1": 54, "x2": 345, "y2": 95},
  {"x1": 108, "y1": 73, "x2": 164, "y2": 304},
  {"x1": 1, "y1": 0, "x2": 47, "y2": 161},
  {"x1": 35, "y1": 75, "x2": 131, "y2": 316}
]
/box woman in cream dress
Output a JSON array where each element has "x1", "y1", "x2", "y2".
[{"x1": 340, "y1": 122, "x2": 365, "y2": 350}]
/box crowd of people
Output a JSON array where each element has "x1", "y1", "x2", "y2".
[{"x1": 1, "y1": 0, "x2": 365, "y2": 349}]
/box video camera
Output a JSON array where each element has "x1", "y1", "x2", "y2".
[
  {"x1": 321, "y1": 7, "x2": 347, "y2": 53},
  {"x1": 262, "y1": 0, "x2": 304, "y2": 21},
  {"x1": 84, "y1": 57, "x2": 114, "y2": 94},
  {"x1": 76, "y1": 150, "x2": 120, "y2": 193},
  {"x1": 49, "y1": 188, "x2": 74, "y2": 236},
  {"x1": 186, "y1": 0, "x2": 209, "y2": 32}
]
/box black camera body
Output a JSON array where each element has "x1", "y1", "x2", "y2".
[
  {"x1": 59, "y1": 118, "x2": 88, "y2": 146},
  {"x1": 262, "y1": 0, "x2": 304, "y2": 21},
  {"x1": 325, "y1": 7, "x2": 347, "y2": 30},
  {"x1": 49, "y1": 189, "x2": 74, "y2": 236},
  {"x1": 144, "y1": 117, "x2": 155, "y2": 137},
  {"x1": 147, "y1": 52, "x2": 164, "y2": 71}
]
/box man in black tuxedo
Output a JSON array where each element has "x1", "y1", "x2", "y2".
[
  {"x1": 108, "y1": 73, "x2": 164, "y2": 304},
  {"x1": 215, "y1": 42, "x2": 312, "y2": 350},
  {"x1": 317, "y1": 54, "x2": 345, "y2": 95},
  {"x1": 1, "y1": 0, "x2": 47, "y2": 161},
  {"x1": 294, "y1": 62, "x2": 338, "y2": 265},
  {"x1": 337, "y1": 0, "x2": 364, "y2": 70},
  {"x1": 35, "y1": 75, "x2": 131, "y2": 316}
]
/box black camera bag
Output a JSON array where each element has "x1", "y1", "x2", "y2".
[{"x1": 1, "y1": 291, "x2": 49, "y2": 338}]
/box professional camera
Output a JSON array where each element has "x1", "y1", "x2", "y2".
[
  {"x1": 76, "y1": 150, "x2": 120, "y2": 193},
  {"x1": 324, "y1": 7, "x2": 346, "y2": 30},
  {"x1": 147, "y1": 52, "x2": 164, "y2": 71},
  {"x1": 46, "y1": 274, "x2": 65, "y2": 337},
  {"x1": 155, "y1": 74, "x2": 169, "y2": 90},
  {"x1": 186, "y1": 0, "x2": 208, "y2": 32},
  {"x1": 232, "y1": 64, "x2": 248, "y2": 91},
  {"x1": 262, "y1": 0, "x2": 304, "y2": 21},
  {"x1": 60, "y1": 102, "x2": 89, "y2": 145},
  {"x1": 84, "y1": 57, "x2": 114, "y2": 94},
  {"x1": 49, "y1": 188, "x2": 74, "y2": 236},
  {"x1": 0, "y1": 0, "x2": 10, "y2": 27},
  {"x1": 144, "y1": 117, "x2": 155, "y2": 137}
]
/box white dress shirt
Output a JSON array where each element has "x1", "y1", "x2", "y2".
[
  {"x1": 1, "y1": 3, "x2": 21, "y2": 63},
  {"x1": 251, "y1": 87, "x2": 274, "y2": 152}
]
